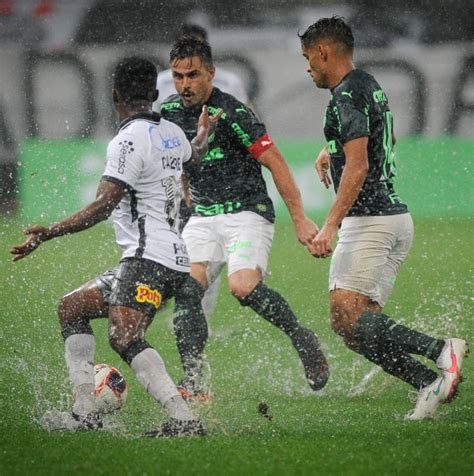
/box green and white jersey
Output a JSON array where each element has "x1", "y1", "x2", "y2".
[
  {"x1": 161, "y1": 87, "x2": 275, "y2": 223},
  {"x1": 324, "y1": 69, "x2": 408, "y2": 216}
]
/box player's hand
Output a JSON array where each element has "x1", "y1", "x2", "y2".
[
  {"x1": 10, "y1": 225, "x2": 49, "y2": 262},
  {"x1": 315, "y1": 147, "x2": 332, "y2": 189},
  {"x1": 308, "y1": 223, "x2": 337, "y2": 258},
  {"x1": 294, "y1": 215, "x2": 319, "y2": 248},
  {"x1": 197, "y1": 105, "x2": 223, "y2": 137}
]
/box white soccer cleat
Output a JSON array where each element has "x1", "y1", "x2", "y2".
[
  {"x1": 436, "y1": 338, "x2": 469, "y2": 402},
  {"x1": 405, "y1": 376, "x2": 446, "y2": 420}
]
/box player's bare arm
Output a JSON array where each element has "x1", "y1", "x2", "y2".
[
  {"x1": 10, "y1": 180, "x2": 125, "y2": 261},
  {"x1": 315, "y1": 146, "x2": 332, "y2": 188},
  {"x1": 190, "y1": 105, "x2": 223, "y2": 163},
  {"x1": 310, "y1": 136, "x2": 368, "y2": 258},
  {"x1": 257, "y1": 144, "x2": 319, "y2": 247}
]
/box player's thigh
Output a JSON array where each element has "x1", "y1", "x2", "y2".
[
  {"x1": 183, "y1": 216, "x2": 225, "y2": 264},
  {"x1": 377, "y1": 213, "x2": 414, "y2": 306},
  {"x1": 59, "y1": 268, "x2": 118, "y2": 321},
  {"x1": 219, "y1": 211, "x2": 274, "y2": 277},
  {"x1": 329, "y1": 216, "x2": 397, "y2": 307}
]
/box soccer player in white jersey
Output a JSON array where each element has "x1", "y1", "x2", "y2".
[
  {"x1": 153, "y1": 24, "x2": 249, "y2": 327},
  {"x1": 11, "y1": 57, "x2": 221, "y2": 437}
]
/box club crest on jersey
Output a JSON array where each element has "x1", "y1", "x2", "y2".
[{"x1": 135, "y1": 284, "x2": 162, "y2": 309}]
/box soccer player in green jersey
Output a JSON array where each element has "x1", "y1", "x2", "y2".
[
  {"x1": 299, "y1": 17, "x2": 468, "y2": 419},
  {"x1": 161, "y1": 37, "x2": 329, "y2": 399}
]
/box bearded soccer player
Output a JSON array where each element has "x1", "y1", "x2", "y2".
[
  {"x1": 300, "y1": 17, "x2": 468, "y2": 419},
  {"x1": 160, "y1": 37, "x2": 329, "y2": 399},
  {"x1": 11, "y1": 57, "x2": 221, "y2": 436}
]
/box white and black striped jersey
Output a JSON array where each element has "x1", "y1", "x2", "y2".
[{"x1": 102, "y1": 112, "x2": 192, "y2": 272}]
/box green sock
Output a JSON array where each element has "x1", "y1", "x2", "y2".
[{"x1": 354, "y1": 311, "x2": 439, "y2": 389}]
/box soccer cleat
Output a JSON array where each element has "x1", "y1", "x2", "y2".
[
  {"x1": 405, "y1": 376, "x2": 447, "y2": 420},
  {"x1": 143, "y1": 418, "x2": 206, "y2": 438},
  {"x1": 177, "y1": 385, "x2": 213, "y2": 402},
  {"x1": 41, "y1": 409, "x2": 102, "y2": 431},
  {"x1": 436, "y1": 338, "x2": 469, "y2": 402},
  {"x1": 292, "y1": 327, "x2": 330, "y2": 391}
]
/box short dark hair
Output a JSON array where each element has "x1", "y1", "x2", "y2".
[
  {"x1": 113, "y1": 57, "x2": 157, "y2": 104},
  {"x1": 169, "y1": 37, "x2": 213, "y2": 68},
  {"x1": 176, "y1": 23, "x2": 208, "y2": 42},
  {"x1": 298, "y1": 16, "x2": 354, "y2": 52}
]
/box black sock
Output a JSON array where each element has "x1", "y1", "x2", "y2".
[
  {"x1": 238, "y1": 282, "x2": 301, "y2": 337},
  {"x1": 173, "y1": 277, "x2": 208, "y2": 377},
  {"x1": 356, "y1": 311, "x2": 445, "y2": 361},
  {"x1": 354, "y1": 311, "x2": 439, "y2": 388}
]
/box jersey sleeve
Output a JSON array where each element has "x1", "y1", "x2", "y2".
[
  {"x1": 102, "y1": 132, "x2": 144, "y2": 190},
  {"x1": 335, "y1": 91, "x2": 370, "y2": 144},
  {"x1": 178, "y1": 127, "x2": 192, "y2": 163},
  {"x1": 226, "y1": 101, "x2": 274, "y2": 159}
]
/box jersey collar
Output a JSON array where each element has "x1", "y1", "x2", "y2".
[{"x1": 118, "y1": 111, "x2": 161, "y2": 132}]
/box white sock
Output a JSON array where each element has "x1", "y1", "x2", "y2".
[
  {"x1": 64, "y1": 334, "x2": 96, "y2": 415},
  {"x1": 202, "y1": 273, "x2": 221, "y2": 320},
  {"x1": 131, "y1": 348, "x2": 194, "y2": 421}
]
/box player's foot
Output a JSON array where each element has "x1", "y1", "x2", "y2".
[
  {"x1": 177, "y1": 378, "x2": 213, "y2": 402},
  {"x1": 292, "y1": 327, "x2": 329, "y2": 391},
  {"x1": 405, "y1": 376, "x2": 447, "y2": 420},
  {"x1": 143, "y1": 418, "x2": 206, "y2": 438},
  {"x1": 41, "y1": 409, "x2": 102, "y2": 431},
  {"x1": 436, "y1": 338, "x2": 469, "y2": 402}
]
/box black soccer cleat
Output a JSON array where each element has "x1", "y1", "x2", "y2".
[
  {"x1": 292, "y1": 327, "x2": 330, "y2": 391},
  {"x1": 143, "y1": 418, "x2": 206, "y2": 438},
  {"x1": 71, "y1": 411, "x2": 103, "y2": 430}
]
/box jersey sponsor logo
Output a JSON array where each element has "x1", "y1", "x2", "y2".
[
  {"x1": 161, "y1": 136, "x2": 182, "y2": 150},
  {"x1": 231, "y1": 122, "x2": 252, "y2": 147},
  {"x1": 117, "y1": 141, "x2": 134, "y2": 174},
  {"x1": 173, "y1": 242, "x2": 188, "y2": 255},
  {"x1": 327, "y1": 140, "x2": 337, "y2": 154},
  {"x1": 373, "y1": 89, "x2": 388, "y2": 104},
  {"x1": 203, "y1": 147, "x2": 224, "y2": 161},
  {"x1": 176, "y1": 256, "x2": 190, "y2": 266},
  {"x1": 135, "y1": 284, "x2": 162, "y2": 309},
  {"x1": 162, "y1": 156, "x2": 182, "y2": 171},
  {"x1": 161, "y1": 102, "x2": 181, "y2": 111}
]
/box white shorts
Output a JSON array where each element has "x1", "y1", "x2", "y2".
[
  {"x1": 183, "y1": 211, "x2": 274, "y2": 277},
  {"x1": 329, "y1": 213, "x2": 414, "y2": 307}
]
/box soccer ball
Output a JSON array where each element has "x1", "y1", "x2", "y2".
[{"x1": 94, "y1": 363, "x2": 128, "y2": 413}]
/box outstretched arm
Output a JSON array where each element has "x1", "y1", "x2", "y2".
[
  {"x1": 257, "y1": 145, "x2": 318, "y2": 247},
  {"x1": 10, "y1": 180, "x2": 125, "y2": 261}
]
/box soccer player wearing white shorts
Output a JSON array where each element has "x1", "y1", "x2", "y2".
[
  {"x1": 11, "y1": 57, "x2": 221, "y2": 436},
  {"x1": 161, "y1": 37, "x2": 330, "y2": 399},
  {"x1": 300, "y1": 17, "x2": 468, "y2": 420},
  {"x1": 153, "y1": 23, "x2": 250, "y2": 329}
]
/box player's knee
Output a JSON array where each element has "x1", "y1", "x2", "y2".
[
  {"x1": 108, "y1": 326, "x2": 129, "y2": 355},
  {"x1": 113, "y1": 337, "x2": 151, "y2": 365},
  {"x1": 229, "y1": 277, "x2": 258, "y2": 300}
]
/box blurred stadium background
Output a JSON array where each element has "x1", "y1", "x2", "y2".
[{"x1": 0, "y1": 0, "x2": 472, "y2": 222}]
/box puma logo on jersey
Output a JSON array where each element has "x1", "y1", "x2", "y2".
[
  {"x1": 341, "y1": 91, "x2": 353, "y2": 98},
  {"x1": 235, "y1": 106, "x2": 247, "y2": 113},
  {"x1": 261, "y1": 140, "x2": 272, "y2": 147}
]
